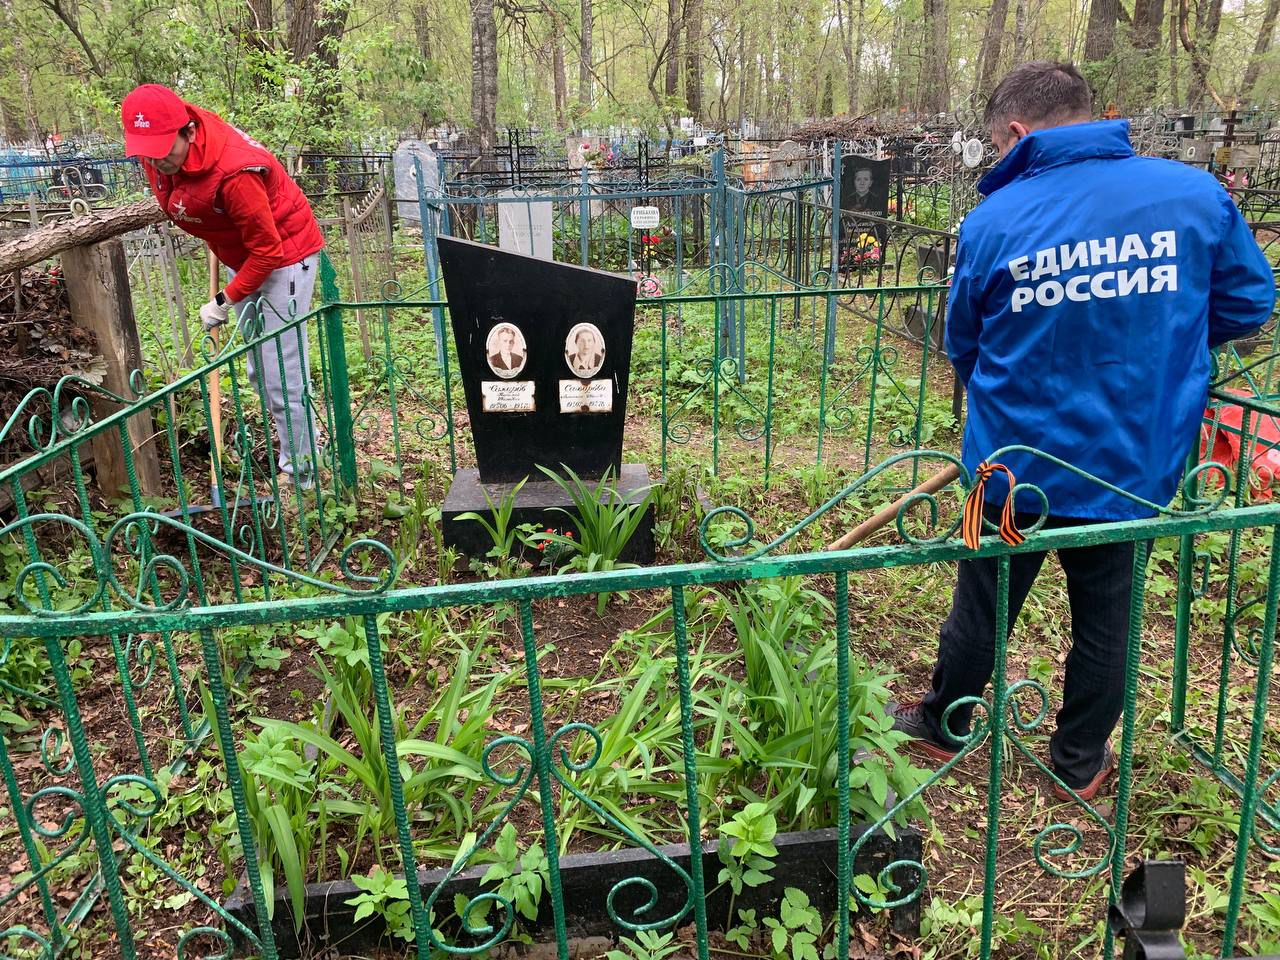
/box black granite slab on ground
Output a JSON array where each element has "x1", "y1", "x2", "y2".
[{"x1": 225, "y1": 823, "x2": 923, "y2": 958}]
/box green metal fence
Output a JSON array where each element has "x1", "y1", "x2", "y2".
[
  {"x1": 0, "y1": 434, "x2": 1276, "y2": 958},
  {"x1": 0, "y1": 270, "x2": 1278, "y2": 958}
]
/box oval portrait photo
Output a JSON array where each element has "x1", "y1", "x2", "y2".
[
  {"x1": 486, "y1": 322, "x2": 528, "y2": 379},
  {"x1": 565, "y1": 323, "x2": 606, "y2": 378}
]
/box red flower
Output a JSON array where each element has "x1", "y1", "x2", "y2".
[{"x1": 566, "y1": 531, "x2": 574, "y2": 538}]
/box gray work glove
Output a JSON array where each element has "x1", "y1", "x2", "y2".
[{"x1": 200, "y1": 293, "x2": 230, "y2": 331}]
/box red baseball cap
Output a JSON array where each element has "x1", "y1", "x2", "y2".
[{"x1": 121, "y1": 84, "x2": 190, "y2": 159}]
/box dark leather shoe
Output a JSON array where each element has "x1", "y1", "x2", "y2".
[
  {"x1": 887, "y1": 700, "x2": 960, "y2": 762},
  {"x1": 1053, "y1": 744, "x2": 1116, "y2": 802}
]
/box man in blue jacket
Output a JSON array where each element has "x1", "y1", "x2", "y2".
[{"x1": 889, "y1": 62, "x2": 1275, "y2": 801}]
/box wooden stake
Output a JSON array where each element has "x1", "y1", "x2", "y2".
[{"x1": 826, "y1": 463, "x2": 961, "y2": 551}]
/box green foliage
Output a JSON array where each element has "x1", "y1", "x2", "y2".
[
  {"x1": 529, "y1": 464, "x2": 656, "y2": 612},
  {"x1": 477, "y1": 823, "x2": 549, "y2": 923},
  {"x1": 712, "y1": 577, "x2": 928, "y2": 831},
  {"x1": 605, "y1": 929, "x2": 684, "y2": 960},
  {"x1": 719, "y1": 801, "x2": 779, "y2": 862},
  {"x1": 347, "y1": 865, "x2": 415, "y2": 942},
  {"x1": 455, "y1": 476, "x2": 528, "y2": 579},
  {"x1": 761, "y1": 887, "x2": 823, "y2": 960}
]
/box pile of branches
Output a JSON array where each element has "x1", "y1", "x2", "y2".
[
  {"x1": 0, "y1": 268, "x2": 105, "y2": 402},
  {"x1": 787, "y1": 114, "x2": 882, "y2": 142}
]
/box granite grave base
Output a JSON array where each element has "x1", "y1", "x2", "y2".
[
  {"x1": 225, "y1": 824, "x2": 923, "y2": 958},
  {"x1": 442, "y1": 464, "x2": 656, "y2": 564}
]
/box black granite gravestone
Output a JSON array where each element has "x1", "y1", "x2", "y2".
[{"x1": 437, "y1": 236, "x2": 655, "y2": 563}]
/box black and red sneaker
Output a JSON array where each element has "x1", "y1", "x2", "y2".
[{"x1": 887, "y1": 700, "x2": 961, "y2": 763}]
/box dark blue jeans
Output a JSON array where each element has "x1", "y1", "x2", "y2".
[{"x1": 920, "y1": 512, "x2": 1149, "y2": 788}]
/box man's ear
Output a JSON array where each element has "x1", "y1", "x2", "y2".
[{"x1": 1007, "y1": 120, "x2": 1030, "y2": 143}]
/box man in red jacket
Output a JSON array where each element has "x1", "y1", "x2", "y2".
[{"x1": 121, "y1": 84, "x2": 326, "y2": 487}]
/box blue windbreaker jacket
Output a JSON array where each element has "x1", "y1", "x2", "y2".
[{"x1": 947, "y1": 120, "x2": 1276, "y2": 520}]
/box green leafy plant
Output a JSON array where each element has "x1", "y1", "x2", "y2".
[
  {"x1": 761, "y1": 887, "x2": 822, "y2": 960},
  {"x1": 711, "y1": 578, "x2": 928, "y2": 831},
  {"x1": 527, "y1": 464, "x2": 655, "y2": 611},
  {"x1": 347, "y1": 865, "x2": 415, "y2": 942},
  {"x1": 606, "y1": 929, "x2": 684, "y2": 960},
  {"x1": 455, "y1": 476, "x2": 529, "y2": 579},
  {"x1": 478, "y1": 823, "x2": 549, "y2": 923}
]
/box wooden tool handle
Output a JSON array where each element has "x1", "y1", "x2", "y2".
[
  {"x1": 826, "y1": 463, "x2": 961, "y2": 551},
  {"x1": 206, "y1": 251, "x2": 224, "y2": 482}
]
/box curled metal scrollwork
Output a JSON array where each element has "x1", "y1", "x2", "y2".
[
  {"x1": 422, "y1": 734, "x2": 537, "y2": 954},
  {"x1": 700, "y1": 450, "x2": 968, "y2": 562},
  {"x1": 1002, "y1": 680, "x2": 1115, "y2": 880},
  {"x1": 549, "y1": 723, "x2": 694, "y2": 932},
  {"x1": 849, "y1": 695, "x2": 992, "y2": 911},
  {"x1": 176, "y1": 926, "x2": 236, "y2": 960}
]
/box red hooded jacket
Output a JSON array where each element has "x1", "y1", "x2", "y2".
[{"x1": 143, "y1": 103, "x2": 324, "y2": 302}]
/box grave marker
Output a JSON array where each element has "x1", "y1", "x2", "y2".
[
  {"x1": 393, "y1": 140, "x2": 439, "y2": 222},
  {"x1": 498, "y1": 192, "x2": 554, "y2": 260},
  {"x1": 437, "y1": 237, "x2": 655, "y2": 561}
]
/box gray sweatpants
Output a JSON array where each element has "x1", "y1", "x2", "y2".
[{"x1": 228, "y1": 255, "x2": 319, "y2": 479}]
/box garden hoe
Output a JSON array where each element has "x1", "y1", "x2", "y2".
[
  {"x1": 826, "y1": 463, "x2": 962, "y2": 551},
  {"x1": 163, "y1": 251, "x2": 273, "y2": 520}
]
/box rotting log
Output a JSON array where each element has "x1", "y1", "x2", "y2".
[{"x1": 0, "y1": 197, "x2": 164, "y2": 273}]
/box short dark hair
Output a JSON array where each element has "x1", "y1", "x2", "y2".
[{"x1": 984, "y1": 61, "x2": 1092, "y2": 133}]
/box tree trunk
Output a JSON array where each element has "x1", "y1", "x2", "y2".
[
  {"x1": 412, "y1": 3, "x2": 432, "y2": 59},
  {"x1": 1084, "y1": 0, "x2": 1120, "y2": 62},
  {"x1": 835, "y1": 0, "x2": 854, "y2": 112},
  {"x1": 578, "y1": 0, "x2": 592, "y2": 111},
  {"x1": 244, "y1": 0, "x2": 273, "y2": 51},
  {"x1": 1184, "y1": 0, "x2": 1225, "y2": 106},
  {"x1": 977, "y1": 0, "x2": 1010, "y2": 94},
  {"x1": 665, "y1": 0, "x2": 682, "y2": 99},
  {"x1": 1240, "y1": 0, "x2": 1280, "y2": 102},
  {"x1": 1169, "y1": 2, "x2": 1180, "y2": 100},
  {"x1": 684, "y1": 0, "x2": 702, "y2": 118},
  {"x1": 0, "y1": 198, "x2": 164, "y2": 274},
  {"x1": 922, "y1": 0, "x2": 950, "y2": 115},
  {"x1": 286, "y1": 0, "x2": 349, "y2": 118},
  {"x1": 470, "y1": 0, "x2": 498, "y2": 149},
  {"x1": 1132, "y1": 0, "x2": 1164, "y2": 48},
  {"x1": 1127, "y1": 0, "x2": 1164, "y2": 97},
  {"x1": 852, "y1": 0, "x2": 866, "y2": 112},
  {"x1": 1013, "y1": 0, "x2": 1030, "y2": 60},
  {"x1": 551, "y1": 10, "x2": 567, "y2": 126},
  {"x1": 892, "y1": 13, "x2": 905, "y2": 106}
]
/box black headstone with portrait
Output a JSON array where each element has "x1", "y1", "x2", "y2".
[
  {"x1": 437, "y1": 236, "x2": 655, "y2": 562},
  {"x1": 840, "y1": 156, "x2": 890, "y2": 216}
]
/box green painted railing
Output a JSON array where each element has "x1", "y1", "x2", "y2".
[
  {"x1": 0, "y1": 427, "x2": 1277, "y2": 957},
  {"x1": 0, "y1": 260, "x2": 1278, "y2": 957}
]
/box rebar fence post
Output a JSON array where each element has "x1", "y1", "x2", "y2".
[{"x1": 319, "y1": 257, "x2": 358, "y2": 493}]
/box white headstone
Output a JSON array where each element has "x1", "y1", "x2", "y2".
[
  {"x1": 393, "y1": 140, "x2": 439, "y2": 222},
  {"x1": 498, "y1": 192, "x2": 554, "y2": 260},
  {"x1": 769, "y1": 140, "x2": 806, "y2": 180},
  {"x1": 1182, "y1": 139, "x2": 1213, "y2": 163}
]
